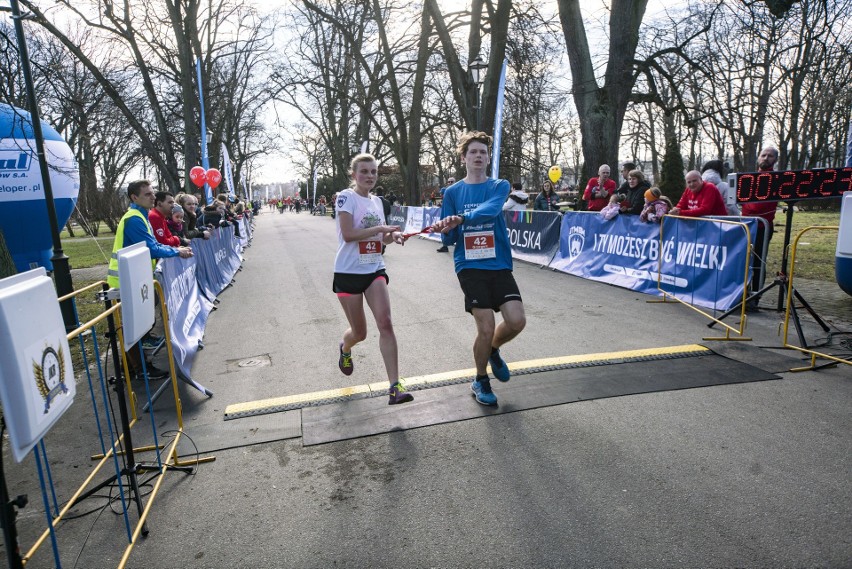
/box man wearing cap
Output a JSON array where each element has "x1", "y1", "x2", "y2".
[{"x1": 436, "y1": 176, "x2": 457, "y2": 252}]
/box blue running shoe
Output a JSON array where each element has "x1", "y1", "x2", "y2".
[
  {"x1": 489, "y1": 349, "x2": 511, "y2": 382},
  {"x1": 471, "y1": 378, "x2": 498, "y2": 406}
]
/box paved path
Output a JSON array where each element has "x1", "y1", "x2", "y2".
[{"x1": 9, "y1": 211, "x2": 851, "y2": 568}]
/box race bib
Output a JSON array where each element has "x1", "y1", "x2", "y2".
[
  {"x1": 358, "y1": 240, "x2": 383, "y2": 264},
  {"x1": 463, "y1": 231, "x2": 496, "y2": 260}
]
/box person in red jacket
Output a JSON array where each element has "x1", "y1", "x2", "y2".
[
  {"x1": 670, "y1": 171, "x2": 728, "y2": 217},
  {"x1": 149, "y1": 191, "x2": 189, "y2": 247},
  {"x1": 583, "y1": 164, "x2": 617, "y2": 211}
]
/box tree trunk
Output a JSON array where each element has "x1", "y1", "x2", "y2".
[
  {"x1": 404, "y1": 5, "x2": 433, "y2": 206},
  {"x1": 558, "y1": 0, "x2": 648, "y2": 180}
]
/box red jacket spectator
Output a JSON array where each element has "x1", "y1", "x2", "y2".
[
  {"x1": 148, "y1": 207, "x2": 181, "y2": 246},
  {"x1": 583, "y1": 177, "x2": 617, "y2": 211},
  {"x1": 673, "y1": 181, "x2": 727, "y2": 217}
]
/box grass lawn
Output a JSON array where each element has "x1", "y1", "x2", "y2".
[
  {"x1": 766, "y1": 209, "x2": 841, "y2": 282},
  {"x1": 58, "y1": 277, "x2": 112, "y2": 371},
  {"x1": 61, "y1": 234, "x2": 114, "y2": 269}
]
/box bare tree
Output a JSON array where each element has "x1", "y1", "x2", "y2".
[{"x1": 557, "y1": 0, "x2": 648, "y2": 182}]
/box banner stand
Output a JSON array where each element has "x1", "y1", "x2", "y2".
[
  {"x1": 65, "y1": 284, "x2": 153, "y2": 530},
  {"x1": 710, "y1": 216, "x2": 771, "y2": 326},
  {"x1": 653, "y1": 215, "x2": 754, "y2": 342},
  {"x1": 141, "y1": 280, "x2": 213, "y2": 412}
]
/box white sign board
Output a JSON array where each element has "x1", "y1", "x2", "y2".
[
  {"x1": 0, "y1": 268, "x2": 75, "y2": 462},
  {"x1": 117, "y1": 242, "x2": 155, "y2": 350}
]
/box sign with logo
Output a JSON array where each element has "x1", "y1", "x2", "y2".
[
  {"x1": 116, "y1": 242, "x2": 156, "y2": 350},
  {"x1": 549, "y1": 212, "x2": 757, "y2": 311},
  {"x1": 504, "y1": 210, "x2": 562, "y2": 265},
  {"x1": 193, "y1": 227, "x2": 242, "y2": 300},
  {"x1": 0, "y1": 269, "x2": 75, "y2": 462},
  {"x1": 0, "y1": 104, "x2": 80, "y2": 272},
  {"x1": 155, "y1": 255, "x2": 213, "y2": 379}
]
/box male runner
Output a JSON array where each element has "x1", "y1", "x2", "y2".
[{"x1": 431, "y1": 131, "x2": 526, "y2": 406}]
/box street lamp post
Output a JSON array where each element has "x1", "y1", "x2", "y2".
[
  {"x1": 8, "y1": 0, "x2": 75, "y2": 330},
  {"x1": 468, "y1": 56, "x2": 488, "y2": 132}
]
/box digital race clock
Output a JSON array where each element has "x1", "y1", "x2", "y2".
[{"x1": 732, "y1": 167, "x2": 852, "y2": 203}]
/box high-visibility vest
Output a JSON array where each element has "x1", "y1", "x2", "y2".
[{"x1": 106, "y1": 208, "x2": 156, "y2": 288}]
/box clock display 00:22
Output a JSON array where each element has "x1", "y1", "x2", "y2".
[{"x1": 734, "y1": 167, "x2": 852, "y2": 203}]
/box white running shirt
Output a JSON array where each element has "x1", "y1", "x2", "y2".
[{"x1": 333, "y1": 189, "x2": 387, "y2": 274}]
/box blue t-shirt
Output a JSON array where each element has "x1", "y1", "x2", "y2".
[{"x1": 440, "y1": 178, "x2": 512, "y2": 273}]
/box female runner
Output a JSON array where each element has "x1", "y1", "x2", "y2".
[{"x1": 333, "y1": 153, "x2": 412, "y2": 405}]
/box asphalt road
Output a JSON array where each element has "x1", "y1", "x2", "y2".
[{"x1": 5, "y1": 209, "x2": 851, "y2": 568}]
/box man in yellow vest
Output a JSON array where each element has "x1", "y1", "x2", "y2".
[{"x1": 108, "y1": 180, "x2": 193, "y2": 381}]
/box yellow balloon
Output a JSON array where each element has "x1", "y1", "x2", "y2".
[{"x1": 548, "y1": 165, "x2": 562, "y2": 184}]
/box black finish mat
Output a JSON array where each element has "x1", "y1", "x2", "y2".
[
  {"x1": 301, "y1": 354, "x2": 780, "y2": 446},
  {"x1": 174, "y1": 410, "x2": 301, "y2": 455},
  {"x1": 702, "y1": 342, "x2": 805, "y2": 374}
]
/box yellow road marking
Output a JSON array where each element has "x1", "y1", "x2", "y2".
[{"x1": 223, "y1": 344, "x2": 709, "y2": 419}]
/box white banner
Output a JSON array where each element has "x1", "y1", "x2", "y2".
[{"x1": 221, "y1": 142, "x2": 236, "y2": 199}]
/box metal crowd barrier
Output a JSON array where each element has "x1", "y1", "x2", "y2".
[
  {"x1": 653, "y1": 215, "x2": 754, "y2": 341},
  {"x1": 14, "y1": 280, "x2": 214, "y2": 569},
  {"x1": 781, "y1": 225, "x2": 850, "y2": 371}
]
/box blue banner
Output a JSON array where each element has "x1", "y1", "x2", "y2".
[
  {"x1": 156, "y1": 255, "x2": 213, "y2": 378},
  {"x1": 549, "y1": 212, "x2": 757, "y2": 311},
  {"x1": 193, "y1": 227, "x2": 242, "y2": 299},
  {"x1": 504, "y1": 210, "x2": 562, "y2": 265}
]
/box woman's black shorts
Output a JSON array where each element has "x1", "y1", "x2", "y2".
[{"x1": 333, "y1": 270, "x2": 389, "y2": 295}]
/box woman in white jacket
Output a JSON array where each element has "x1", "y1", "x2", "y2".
[
  {"x1": 701, "y1": 160, "x2": 740, "y2": 216},
  {"x1": 503, "y1": 182, "x2": 530, "y2": 211}
]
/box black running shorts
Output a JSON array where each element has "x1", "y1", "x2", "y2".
[
  {"x1": 333, "y1": 270, "x2": 389, "y2": 295},
  {"x1": 456, "y1": 268, "x2": 522, "y2": 313}
]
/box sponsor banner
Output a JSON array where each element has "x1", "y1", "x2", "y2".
[
  {"x1": 222, "y1": 143, "x2": 236, "y2": 199},
  {"x1": 242, "y1": 214, "x2": 252, "y2": 242},
  {"x1": 549, "y1": 212, "x2": 756, "y2": 311},
  {"x1": 405, "y1": 207, "x2": 425, "y2": 233},
  {"x1": 156, "y1": 255, "x2": 213, "y2": 379},
  {"x1": 238, "y1": 216, "x2": 248, "y2": 249},
  {"x1": 388, "y1": 205, "x2": 408, "y2": 233},
  {"x1": 421, "y1": 206, "x2": 443, "y2": 241},
  {"x1": 504, "y1": 210, "x2": 561, "y2": 265},
  {"x1": 231, "y1": 226, "x2": 244, "y2": 260},
  {"x1": 193, "y1": 227, "x2": 242, "y2": 299}
]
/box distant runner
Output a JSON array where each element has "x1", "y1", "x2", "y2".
[
  {"x1": 431, "y1": 131, "x2": 526, "y2": 406},
  {"x1": 333, "y1": 153, "x2": 412, "y2": 405}
]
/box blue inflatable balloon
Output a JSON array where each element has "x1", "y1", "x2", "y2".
[{"x1": 0, "y1": 104, "x2": 79, "y2": 272}]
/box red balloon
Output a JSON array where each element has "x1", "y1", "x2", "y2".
[
  {"x1": 206, "y1": 168, "x2": 222, "y2": 189},
  {"x1": 189, "y1": 166, "x2": 207, "y2": 187}
]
